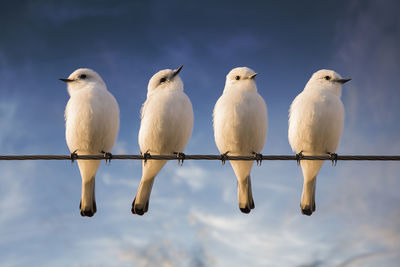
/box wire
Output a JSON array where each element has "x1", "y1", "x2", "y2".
[{"x1": 0, "y1": 154, "x2": 399, "y2": 161}]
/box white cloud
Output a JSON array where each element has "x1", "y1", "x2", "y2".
[
  {"x1": 169, "y1": 162, "x2": 208, "y2": 191},
  {"x1": 113, "y1": 141, "x2": 129, "y2": 155}
]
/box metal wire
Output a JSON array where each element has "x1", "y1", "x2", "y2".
[{"x1": 0, "y1": 154, "x2": 399, "y2": 161}]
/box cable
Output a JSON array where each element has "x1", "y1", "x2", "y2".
[{"x1": 0, "y1": 154, "x2": 398, "y2": 161}]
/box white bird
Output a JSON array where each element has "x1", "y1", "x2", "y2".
[
  {"x1": 288, "y1": 69, "x2": 350, "y2": 216},
  {"x1": 132, "y1": 66, "x2": 193, "y2": 216},
  {"x1": 213, "y1": 67, "x2": 268, "y2": 213},
  {"x1": 62, "y1": 68, "x2": 120, "y2": 217}
]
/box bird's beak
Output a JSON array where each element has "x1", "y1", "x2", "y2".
[
  {"x1": 59, "y1": 78, "x2": 74, "y2": 83},
  {"x1": 172, "y1": 65, "x2": 183, "y2": 77},
  {"x1": 249, "y1": 73, "x2": 258, "y2": 79},
  {"x1": 336, "y1": 78, "x2": 351, "y2": 84}
]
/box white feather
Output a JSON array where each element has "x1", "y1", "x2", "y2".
[
  {"x1": 64, "y1": 68, "x2": 119, "y2": 217},
  {"x1": 213, "y1": 67, "x2": 268, "y2": 213},
  {"x1": 132, "y1": 67, "x2": 193, "y2": 215},
  {"x1": 288, "y1": 69, "x2": 348, "y2": 215}
]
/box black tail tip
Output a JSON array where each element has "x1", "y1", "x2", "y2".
[
  {"x1": 79, "y1": 201, "x2": 96, "y2": 217},
  {"x1": 300, "y1": 202, "x2": 316, "y2": 216},
  {"x1": 250, "y1": 200, "x2": 255, "y2": 210},
  {"x1": 131, "y1": 197, "x2": 146, "y2": 216},
  {"x1": 301, "y1": 208, "x2": 313, "y2": 216},
  {"x1": 240, "y1": 207, "x2": 251, "y2": 214},
  {"x1": 80, "y1": 209, "x2": 95, "y2": 217},
  {"x1": 131, "y1": 208, "x2": 145, "y2": 216}
]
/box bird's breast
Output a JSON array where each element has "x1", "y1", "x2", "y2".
[
  {"x1": 289, "y1": 91, "x2": 344, "y2": 153},
  {"x1": 139, "y1": 91, "x2": 193, "y2": 154},
  {"x1": 214, "y1": 91, "x2": 267, "y2": 154}
]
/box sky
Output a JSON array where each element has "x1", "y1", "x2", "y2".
[{"x1": 0, "y1": 0, "x2": 400, "y2": 266}]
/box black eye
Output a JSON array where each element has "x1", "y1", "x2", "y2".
[
  {"x1": 79, "y1": 74, "x2": 87, "y2": 79},
  {"x1": 324, "y1": 76, "x2": 331, "y2": 80},
  {"x1": 160, "y1": 77, "x2": 167, "y2": 83},
  {"x1": 235, "y1": 76, "x2": 240, "y2": 80}
]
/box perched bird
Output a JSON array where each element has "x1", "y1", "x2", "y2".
[
  {"x1": 132, "y1": 65, "x2": 193, "y2": 215},
  {"x1": 213, "y1": 67, "x2": 268, "y2": 213},
  {"x1": 62, "y1": 68, "x2": 119, "y2": 217},
  {"x1": 288, "y1": 69, "x2": 350, "y2": 216}
]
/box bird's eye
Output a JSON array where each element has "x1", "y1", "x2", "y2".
[
  {"x1": 160, "y1": 77, "x2": 167, "y2": 83},
  {"x1": 79, "y1": 74, "x2": 87, "y2": 79},
  {"x1": 235, "y1": 76, "x2": 240, "y2": 80},
  {"x1": 324, "y1": 76, "x2": 331, "y2": 80}
]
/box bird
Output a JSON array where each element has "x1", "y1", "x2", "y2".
[
  {"x1": 288, "y1": 69, "x2": 350, "y2": 216},
  {"x1": 132, "y1": 65, "x2": 193, "y2": 215},
  {"x1": 62, "y1": 68, "x2": 120, "y2": 217},
  {"x1": 213, "y1": 67, "x2": 268, "y2": 213}
]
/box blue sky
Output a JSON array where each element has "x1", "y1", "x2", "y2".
[{"x1": 0, "y1": 0, "x2": 399, "y2": 266}]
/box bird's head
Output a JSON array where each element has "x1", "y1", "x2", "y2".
[
  {"x1": 147, "y1": 65, "x2": 184, "y2": 97},
  {"x1": 60, "y1": 68, "x2": 106, "y2": 95},
  {"x1": 306, "y1": 69, "x2": 351, "y2": 97},
  {"x1": 224, "y1": 67, "x2": 258, "y2": 93}
]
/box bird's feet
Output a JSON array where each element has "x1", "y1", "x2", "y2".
[
  {"x1": 131, "y1": 197, "x2": 149, "y2": 216},
  {"x1": 142, "y1": 151, "x2": 151, "y2": 165},
  {"x1": 102, "y1": 151, "x2": 113, "y2": 165},
  {"x1": 220, "y1": 151, "x2": 229, "y2": 165},
  {"x1": 296, "y1": 151, "x2": 304, "y2": 166},
  {"x1": 327, "y1": 152, "x2": 338, "y2": 166},
  {"x1": 173, "y1": 152, "x2": 185, "y2": 166},
  {"x1": 70, "y1": 150, "x2": 78, "y2": 163},
  {"x1": 252, "y1": 152, "x2": 263, "y2": 166}
]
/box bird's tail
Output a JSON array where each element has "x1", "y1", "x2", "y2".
[
  {"x1": 77, "y1": 160, "x2": 101, "y2": 217},
  {"x1": 238, "y1": 175, "x2": 255, "y2": 213},
  {"x1": 131, "y1": 160, "x2": 167, "y2": 216},
  {"x1": 231, "y1": 161, "x2": 255, "y2": 214},
  {"x1": 131, "y1": 177, "x2": 155, "y2": 215},
  {"x1": 80, "y1": 177, "x2": 96, "y2": 217},
  {"x1": 299, "y1": 160, "x2": 323, "y2": 216},
  {"x1": 300, "y1": 176, "x2": 316, "y2": 216}
]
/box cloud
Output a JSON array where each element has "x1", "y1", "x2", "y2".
[
  {"x1": 335, "y1": 0, "x2": 400, "y2": 129},
  {"x1": 169, "y1": 162, "x2": 208, "y2": 191},
  {"x1": 0, "y1": 101, "x2": 20, "y2": 152},
  {"x1": 112, "y1": 140, "x2": 129, "y2": 155},
  {"x1": 0, "y1": 164, "x2": 32, "y2": 225}
]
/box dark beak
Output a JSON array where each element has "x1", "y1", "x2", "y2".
[
  {"x1": 172, "y1": 65, "x2": 183, "y2": 77},
  {"x1": 59, "y1": 78, "x2": 74, "y2": 83},
  {"x1": 249, "y1": 73, "x2": 258, "y2": 79},
  {"x1": 337, "y1": 78, "x2": 351, "y2": 84}
]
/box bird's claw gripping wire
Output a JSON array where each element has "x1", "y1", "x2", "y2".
[
  {"x1": 174, "y1": 152, "x2": 185, "y2": 166},
  {"x1": 102, "y1": 151, "x2": 113, "y2": 165},
  {"x1": 252, "y1": 152, "x2": 263, "y2": 166},
  {"x1": 220, "y1": 151, "x2": 229, "y2": 165},
  {"x1": 142, "y1": 151, "x2": 151, "y2": 165},
  {"x1": 296, "y1": 151, "x2": 304, "y2": 166},
  {"x1": 328, "y1": 152, "x2": 338, "y2": 166},
  {"x1": 70, "y1": 150, "x2": 78, "y2": 163}
]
